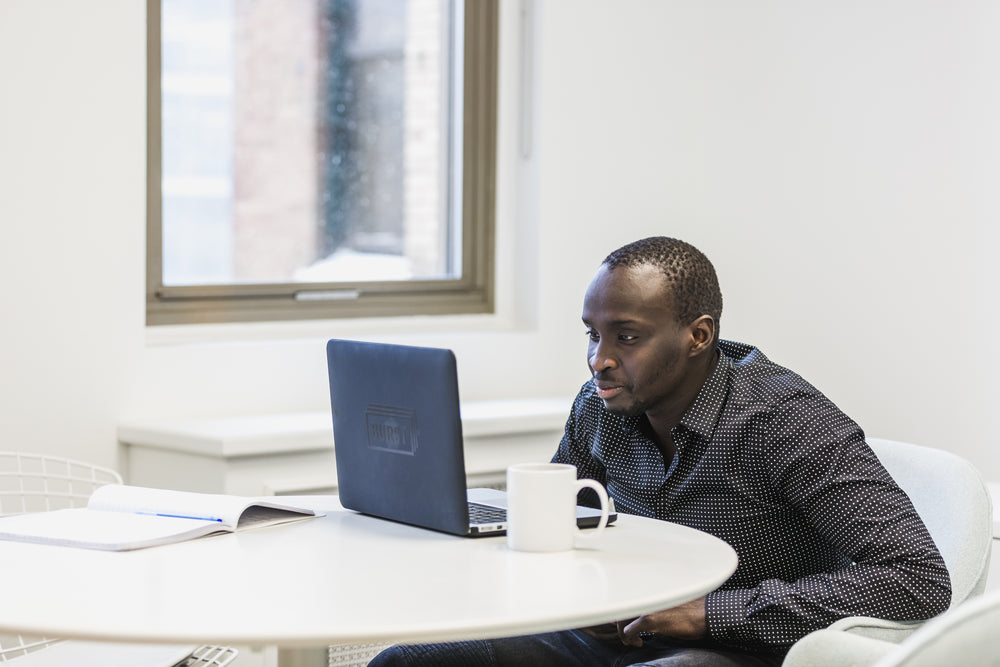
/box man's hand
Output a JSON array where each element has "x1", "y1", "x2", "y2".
[
  {"x1": 616, "y1": 596, "x2": 708, "y2": 647},
  {"x1": 579, "y1": 622, "x2": 620, "y2": 641}
]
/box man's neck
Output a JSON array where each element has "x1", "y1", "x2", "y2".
[{"x1": 645, "y1": 349, "x2": 719, "y2": 454}]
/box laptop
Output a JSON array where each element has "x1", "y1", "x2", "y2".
[{"x1": 326, "y1": 339, "x2": 616, "y2": 537}]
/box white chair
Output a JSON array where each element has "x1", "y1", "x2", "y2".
[
  {"x1": 782, "y1": 438, "x2": 993, "y2": 666},
  {"x1": 0, "y1": 452, "x2": 238, "y2": 666},
  {"x1": 784, "y1": 588, "x2": 1000, "y2": 666}
]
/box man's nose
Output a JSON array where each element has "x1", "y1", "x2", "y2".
[{"x1": 589, "y1": 343, "x2": 618, "y2": 372}]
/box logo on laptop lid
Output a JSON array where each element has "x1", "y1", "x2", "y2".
[{"x1": 365, "y1": 404, "x2": 418, "y2": 455}]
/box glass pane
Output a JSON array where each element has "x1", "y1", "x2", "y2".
[{"x1": 161, "y1": 0, "x2": 457, "y2": 287}]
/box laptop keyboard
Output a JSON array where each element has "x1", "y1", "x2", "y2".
[{"x1": 467, "y1": 502, "x2": 507, "y2": 524}]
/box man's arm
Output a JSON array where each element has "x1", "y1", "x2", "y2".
[
  {"x1": 618, "y1": 596, "x2": 708, "y2": 646},
  {"x1": 705, "y1": 400, "x2": 951, "y2": 650}
]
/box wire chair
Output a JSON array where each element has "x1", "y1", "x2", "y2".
[
  {"x1": 187, "y1": 645, "x2": 240, "y2": 666},
  {"x1": 0, "y1": 452, "x2": 238, "y2": 666},
  {"x1": 328, "y1": 642, "x2": 392, "y2": 666}
]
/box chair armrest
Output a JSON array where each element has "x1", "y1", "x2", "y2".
[
  {"x1": 824, "y1": 615, "x2": 924, "y2": 643},
  {"x1": 782, "y1": 628, "x2": 896, "y2": 667}
]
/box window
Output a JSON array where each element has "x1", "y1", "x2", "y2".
[{"x1": 147, "y1": 0, "x2": 497, "y2": 325}]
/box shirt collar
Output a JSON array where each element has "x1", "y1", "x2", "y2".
[
  {"x1": 617, "y1": 346, "x2": 733, "y2": 441},
  {"x1": 676, "y1": 346, "x2": 732, "y2": 441}
]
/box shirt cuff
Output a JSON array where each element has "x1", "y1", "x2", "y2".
[{"x1": 705, "y1": 588, "x2": 759, "y2": 647}]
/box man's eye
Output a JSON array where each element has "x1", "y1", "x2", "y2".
[
  {"x1": 585, "y1": 329, "x2": 599, "y2": 341},
  {"x1": 619, "y1": 334, "x2": 637, "y2": 343}
]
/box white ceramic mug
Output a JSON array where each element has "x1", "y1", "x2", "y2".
[{"x1": 506, "y1": 462, "x2": 610, "y2": 552}]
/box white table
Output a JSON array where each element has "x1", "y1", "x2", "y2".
[{"x1": 0, "y1": 496, "x2": 738, "y2": 648}]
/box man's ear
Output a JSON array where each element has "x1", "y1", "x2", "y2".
[{"x1": 687, "y1": 315, "x2": 716, "y2": 356}]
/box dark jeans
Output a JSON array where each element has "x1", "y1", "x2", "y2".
[{"x1": 367, "y1": 629, "x2": 784, "y2": 667}]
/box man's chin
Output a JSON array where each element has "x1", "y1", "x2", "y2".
[{"x1": 600, "y1": 398, "x2": 644, "y2": 418}]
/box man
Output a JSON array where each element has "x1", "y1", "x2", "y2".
[{"x1": 370, "y1": 237, "x2": 950, "y2": 666}]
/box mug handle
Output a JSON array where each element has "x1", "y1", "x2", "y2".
[{"x1": 573, "y1": 478, "x2": 610, "y2": 541}]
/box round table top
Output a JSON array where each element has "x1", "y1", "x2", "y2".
[{"x1": 0, "y1": 496, "x2": 738, "y2": 647}]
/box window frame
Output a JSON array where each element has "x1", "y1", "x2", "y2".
[{"x1": 146, "y1": 0, "x2": 497, "y2": 326}]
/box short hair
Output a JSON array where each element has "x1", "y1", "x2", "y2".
[{"x1": 602, "y1": 237, "x2": 723, "y2": 335}]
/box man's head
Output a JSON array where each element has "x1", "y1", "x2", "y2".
[
  {"x1": 601, "y1": 237, "x2": 723, "y2": 343},
  {"x1": 582, "y1": 237, "x2": 722, "y2": 423}
]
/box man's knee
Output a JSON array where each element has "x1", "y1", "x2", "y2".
[
  {"x1": 367, "y1": 641, "x2": 495, "y2": 667},
  {"x1": 367, "y1": 645, "x2": 410, "y2": 667},
  {"x1": 629, "y1": 646, "x2": 782, "y2": 667}
]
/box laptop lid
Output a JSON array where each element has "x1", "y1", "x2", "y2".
[{"x1": 326, "y1": 339, "x2": 472, "y2": 536}]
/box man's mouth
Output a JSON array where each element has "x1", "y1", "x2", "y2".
[{"x1": 593, "y1": 380, "x2": 625, "y2": 400}]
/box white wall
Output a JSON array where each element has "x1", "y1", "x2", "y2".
[
  {"x1": 1, "y1": 0, "x2": 998, "y2": 480},
  {"x1": 0, "y1": 1, "x2": 147, "y2": 470}
]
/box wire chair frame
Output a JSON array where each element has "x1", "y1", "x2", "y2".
[
  {"x1": 0, "y1": 636, "x2": 62, "y2": 663},
  {"x1": 329, "y1": 641, "x2": 392, "y2": 666},
  {"x1": 0, "y1": 451, "x2": 123, "y2": 517},
  {"x1": 189, "y1": 645, "x2": 240, "y2": 666},
  {"x1": 0, "y1": 452, "x2": 236, "y2": 666}
]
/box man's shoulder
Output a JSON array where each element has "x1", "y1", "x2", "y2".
[
  {"x1": 719, "y1": 339, "x2": 787, "y2": 379},
  {"x1": 718, "y1": 339, "x2": 824, "y2": 404},
  {"x1": 715, "y1": 340, "x2": 862, "y2": 456}
]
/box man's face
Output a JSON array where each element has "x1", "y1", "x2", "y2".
[{"x1": 582, "y1": 264, "x2": 693, "y2": 419}]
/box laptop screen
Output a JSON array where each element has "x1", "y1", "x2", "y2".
[{"x1": 326, "y1": 339, "x2": 472, "y2": 535}]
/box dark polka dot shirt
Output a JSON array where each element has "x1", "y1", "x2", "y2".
[{"x1": 552, "y1": 340, "x2": 951, "y2": 655}]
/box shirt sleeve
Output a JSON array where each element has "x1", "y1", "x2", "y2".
[
  {"x1": 551, "y1": 386, "x2": 610, "y2": 506},
  {"x1": 705, "y1": 395, "x2": 952, "y2": 651}
]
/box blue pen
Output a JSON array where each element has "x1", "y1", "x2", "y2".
[{"x1": 139, "y1": 512, "x2": 224, "y2": 522}]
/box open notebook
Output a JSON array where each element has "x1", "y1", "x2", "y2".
[
  {"x1": 0, "y1": 485, "x2": 317, "y2": 551},
  {"x1": 5, "y1": 642, "x2": 196, "y2": 667}
]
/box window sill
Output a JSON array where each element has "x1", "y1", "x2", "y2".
[
  {"x1": 117, "y1": 397, "x2": 571, "y2": 496},
  {"x1": 118, "y1": 396, "x2": 569, "y2": 459}
]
